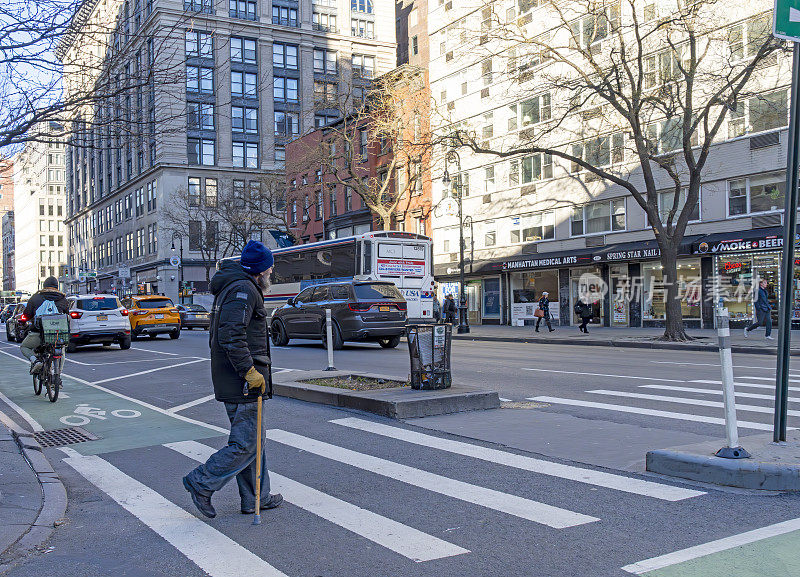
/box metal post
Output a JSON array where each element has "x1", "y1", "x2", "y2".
[
  {"x1": 324, "y1": 308, "x2": 336, "y2": 371},
  {"x1": 457, "y1": 192, "x2": 469, "y2": 334},
  {"x1": 715, "y1": 308, "x2": 750, "y2": 459},
  {"x1": 775, "y1": 42, "x2": 800, "y2": 443}
]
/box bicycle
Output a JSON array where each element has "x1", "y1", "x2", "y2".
[{"x1": 31, "y1": 314, "x2": 69, "y2": 403}]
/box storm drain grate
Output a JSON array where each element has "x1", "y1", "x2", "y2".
[{"x1": 33, "y1": 427, "x2": 100, "y2": 448}]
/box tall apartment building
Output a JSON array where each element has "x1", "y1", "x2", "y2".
[
  {"x1": 2, "y1": 212, "x2": 14, "y2": 292},
  {"x1": 12, "y1": 128, "x2": 68, "y2": 294},
  {"x1": 428, "y1": 1, "x2": 792, "y2": 329},
  {"x1": 0, "y1": 159, "x2": 15, "y2": 289},
  {"x1": 58, "y1": 0, "x2": 397, "y2": 301}
]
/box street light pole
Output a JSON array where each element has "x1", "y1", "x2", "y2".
[
  {"x1": 441, "y1": 150, "x2": 470, "y2": 334},
  {"x1": 171, "y1": 233, "x2": 184, "y2": 303}
]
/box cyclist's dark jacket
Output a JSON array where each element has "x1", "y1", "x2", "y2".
[
  {"x1": 24, "y1": 289, "x2": 69, "y2": 333},
  {"x1": 208, "y1": 260, "x2": 270, "y2": 404}
]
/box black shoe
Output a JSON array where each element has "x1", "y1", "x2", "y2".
[
  {"x1": 183, "y1": 476, "x2": 216, "y2": 518},
  {"x1": 549, "y1": 328, "x2": 555, "y2": 332},
  {"x1": 535, "y1": 328, "x2": 539, "y2": 332},
  {"x1": 241, "y1": 493, "x2": 284, "y2": 514}
]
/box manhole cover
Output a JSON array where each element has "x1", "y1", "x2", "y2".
[{"x1": 33, "y1": 427, "x2": 100, "y2": 448}]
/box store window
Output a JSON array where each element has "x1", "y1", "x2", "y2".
[
  {"x1": 642, "y1": 259, "x2": 702, "y2": 321},
  {"x1": 483, "y1": 278, "x2": 501, "y2": 319},
  {"x1": 714, "y1": 252, "x2": 780, "y2": 323},
  {"x1": 727, "y1": 172, "x2": 785, "y2": 216},
  {"x1": 511, "y1": 271, "x2": 559, "y2": 325}
]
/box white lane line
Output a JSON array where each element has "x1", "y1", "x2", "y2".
[
  {"x1": 499, "y1": 397, "x2": 513, "y2": 402},
  {"x1": 586, "y1": 390, "x2": 799, "y2": 418},
  {"x1": 66, "y1": 356, "x2": 203, "y2": 366},
  {"x1": 529, "y1": 396, "x2": 776, "y2": 431},
  {"x1": 621, "y1": 516, "x2": 800, "y2": 574},
  {"x1": 166, "y1": 441, "x2": 469, "y2": 562},
  {"x1": 730, "y1": 375, "x2": 800, "y2": 383},
  {"x1": 521, "y1": 368, "x2": 685, "y2": 383},
  {"x1": 0, "y1": 407, "x2": 25, "y2": 433},
  {"x1": 90, "y1": 358, "x2": 209, "y2": 385},
  {"x1": 650, "y1": 361, "x2": 784, "y2": 370},
  {"x1": 267, "y1": 429, "x2": 598, "y2": 528},
  {"x1": 132, "y1": 346, "x2": 181, "y2": 356},
  {"x1": 61, "y1": 448, "x2": 289, "y2": 577},
  {"x1": 692, "y1": 379, "x2": 800, "y2": 392},
  {"x1": 331, "y1": 418, "x2": 703, "y2": 501},
  {"x1": 0, "y1": 389, "x2": 44, "y2": 432},
  {"x1": 166, "y1": 395, "x2": 216, "y2": 414},
  {"x1": 640, "y1": 384, "x2": 800, "y2": 403}
]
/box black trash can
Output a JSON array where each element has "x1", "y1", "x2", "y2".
[{"x1": 407, "y1": 323, "x2": 452, "y2": 390}]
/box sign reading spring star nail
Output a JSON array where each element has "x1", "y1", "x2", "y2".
[{"x1": 773, "y1": 0, "x2": 800, "y2": 43}]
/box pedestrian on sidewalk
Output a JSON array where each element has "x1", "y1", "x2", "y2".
[
  {"x1": 744, "y1": 279, "x2": 774, "y2": 341},
  {"x1": 443, "y1": 294, "x2": 457, "y2": 324},
  {"x1": 575, "y1": 298, "x2": 593, "y2": 334},
  {"x1": 535, "y1": 292, "x2": 554, "y2": 333},
  {"x1": 183, "y1": 241, "x2": 283, "y2": 519}
]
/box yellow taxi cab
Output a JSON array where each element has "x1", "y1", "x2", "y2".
[{"x1": 121, "y1": 295, "x2": 181, "y2": 340}]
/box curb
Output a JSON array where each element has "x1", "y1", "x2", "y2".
[
  {"x1": 451, "y1": 334, "x2": 792, "y2": 356},
  {"x1": 0, "y1": 431, "x2": 67, "y2": 573},
  {"x1": 646, "y1": 449, "x2": 800, "y2": 491}
]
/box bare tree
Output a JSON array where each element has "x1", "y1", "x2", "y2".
[
  {"x1": 290, "y1": 65, "x2": 431, "y2": 231},
  {"x1": 447, "y1": 0, "x2": 786, "y2": 340}
]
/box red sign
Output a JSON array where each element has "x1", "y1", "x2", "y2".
[{"x1": 723, "y1": 262, "x2": 743, "y2": 272}]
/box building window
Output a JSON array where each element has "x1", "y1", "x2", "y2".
[
  {"x1": 519, "y1": 153, "x2": 553, "y2": 183},
  {"x1": 273, "y1": 77, "x2": 299, "y2": 102},
  {"x1": 656, "y1": 188, "x2": 700, "y2": 224},
  {"x1": 520, "y1": 94, "x2": 551, "y2": 126},
  {"x1": 272, "y1": 5, "x2": 298, "y2": 26},
  {"x1": 571, "y1": 199, "x2": 626, "y2": 236},
  {"x1": 273, "y1": 43, "x2": 298, "y2": 70},
  {"x1": 570, "y1": 3, "x2": 620, "y2": 49},
  {"x1": 313, "y1": 12, "x2": 337, "y2": 32},
  {"x1": 344, "y1": 187, "x2": 352, "y2": 211},
  {"x1": 275, "y1": 146, "x2": 286, "y2": 161},
  {"x1": 184, "y1": 0, "x2": 213, "y2": 13},
  {"x1": 359, "y1": 129, "x2": 369, "y2": 161},
  {"x1": 329, "y1": 185, "x2": 337, "y2": 215},
  {"x1": 510, "y1": 210, "x2": 556, "y2": 243},
  {"x1": 188, "y1": 177, "x2": 201, "y2": 206},
  {"x1": 204, "y1": 178, "x2": 218, "y2": 207},
  {"x1": 316, "y1": 190, "x2": 324, "y2": 219},
  {"x1": 314, "y1": 81, "x2": 338, "y2": 105},
  {"x1": 189, "y1": 220, "x2": 202, "y2": 250},
  {"x1": 229, "y1": 0, "x2": 256, "y2": 19},
  {"x1": 274, "y1": 111, "x2": 299, "y2": 137},
  {"x1": 233, "y1": 141, "x2": 258, "y2": 168},
  {"x1": 571, "y1": 133, "x2": 625, "y2": 171},
  {"x1": 230, "y1": 37, "x2": 257, "y2": 64},
  {"x1": 313, "y1": 49, "x2": 338, "y2": 74},
  {"x1": 188, "y1": 102, "x2": 214, "y2": 130},
  {"x1": 352, "y1": 54, "x2": 375, "y2": 78},
  {"x1": 186, "y1": 66, "x2": 214, "y2": 93},
  {"x1": 728, "y1": 172, "x2": 786, "y2": 216},
  {"x1": 187, "y1": 138, "x2": 215, "y2": 165},
  {"x1": 728, "y1": 89, "x2": 789, "y2": 139},
  {"x1": 290, "y1": 200, "x2": 297, "y2": 225},
  {"x1": 232, "y1": 106, "x2": 258, "y2": 133},
  {"x1": 185, "y1": 30, "x2": 213, "y2": 57},
  {"x1": 351, "y1": 18, "x2": 374, "y2": 38},
  {"x1": 146, "y1": 180, "x2": 157, "y2": 211},
  {"x1": 411, "y1": 35, "x2": 418, "y2": 56},
  {"x1": 231, "y1": 71, "x2": 257, "y2": 97},
  {"x1": 351, "y1": 0, "x2": 373, "y2": 13}
]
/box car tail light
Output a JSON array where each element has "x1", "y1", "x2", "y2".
[
  {"x1": 69, "y1": 311, "x2": 82, "y2": 319},
  {"x1": 348, "y1": 303, "x2": 373, "y2": 312},
  {"x1": 93, "y1": 296, "x2": 104, "y2": 300},
  {"x1": 19, "y1": 313, "x2": 28, "y2": 322},
  {"x1": 120, "y1": 309, "x2": 129, "y2": 316},
  {"x1": 133, "y1": 310, "x2": 148, "y2": 316},
  {"x1": 394, "y1": 302, "x2": 407, "y2": 311}
]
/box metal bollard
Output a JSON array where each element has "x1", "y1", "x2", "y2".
[
  {"x1": 715, "y1": 307, "x2": 750, "y2": 459},
  {"x1": 324, "y1": 308, "x2": 336, "y2": 372}
]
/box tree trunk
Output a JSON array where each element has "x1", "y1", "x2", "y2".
[
  {"x1": 659, "y1": 247, "x2": 690, "y2": 341},
  {"x1": 382, "y1": 214, "x2": 392, "y2": 231}
]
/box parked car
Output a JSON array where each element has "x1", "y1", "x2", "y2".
[
  {"x1": 121, "y1": 295, "x2": 181, "y2": 340},
  {"x1": 176, "y1": 304, "x2": 211, "y2": 330},
  {"x1": 270, "y1": 281, "x2": 407, "y2": 350},
  {"x1": 0, "y1": 304, "x2": 15, "y2": 323},
  {"x1": 66, "y1": 294, "x2": 132, "y2": 352},
  {"x1": 5, "y1": 302, "x2": 29, "y2": 343}
]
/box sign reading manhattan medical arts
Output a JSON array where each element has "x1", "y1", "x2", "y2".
[
  {"x1": 773, "y1": 0, "x2": 800, "y2": 43},
  {"x1": 376, "y1": 258, "x2": 426, "y2": 276},
  {"x1": 502, "y1": 255, "x2": 590, "y2": 271}
]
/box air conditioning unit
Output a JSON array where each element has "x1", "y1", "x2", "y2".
[
  {"x1": 750, "y1": 131, "x2": 780, "y2": 150},
  {"x1": 585, "y1": 235, "x2": 605, "y2": 247}
]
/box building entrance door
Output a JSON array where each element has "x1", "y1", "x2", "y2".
[
  {"x1": 467, "y1": 281, "x2": 481, "y2": 325},
  {"x1": 610, "y1": 264, "x2": 629, "y2": 327},
  {"x1": 570, "y1": 267, "x2": 604, "y2": 325}
]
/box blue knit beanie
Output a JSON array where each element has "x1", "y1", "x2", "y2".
[{"x1": 240, "y1": 240, "x2": 274, "y2": 275}]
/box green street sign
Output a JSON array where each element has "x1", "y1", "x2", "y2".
[{"x1": 774, "y1": 0, "x2": 800, "y2": 42}]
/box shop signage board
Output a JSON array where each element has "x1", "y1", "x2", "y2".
[
  {"x1": 603, "y1": 248, "x2": 660, "y2": 261},
  {"x1": 502, "y1": 254, "x2": 592, "y2": 271},
  {"x1": 169, "y1": 256, "x2": 181, "y2": 267},
  {"x1": 118, "y1": 265, "x2": 131, "y2": 279},
  {"x1": 773, "y1": 0, "x2": 800, "y2": 43}
]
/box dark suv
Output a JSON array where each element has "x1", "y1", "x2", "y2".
[{"x1": 270, "y1": 281, "x2": 407, "y2": 349}]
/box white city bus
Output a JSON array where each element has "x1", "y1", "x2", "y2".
[{"x1": 264, "y1": 231, "x2": 434, "y2": 322}]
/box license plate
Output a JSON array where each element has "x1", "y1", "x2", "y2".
[
  {"x1": 379, "y1": 306, "x2": 392, "y2": 312},
  {"x1": 151, "y1": 324, "x2": 165, "y2": 328},
  {"x1": 96, "y1": 315, "x2": 108, "y2": 321},
  {"x1": 186, "y1": 314, "x2": 195, "y2": 319},
  {"x1": 154, "y1": 314, "x2": 164, "y2": 319}
]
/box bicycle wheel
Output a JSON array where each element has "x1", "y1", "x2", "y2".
[
  {"x1": 44, "y1": 359, "x2": 58, "y2": 403},
  {"x1": 32, "y1": 373, "x2": 42, "y2": 396},
  {"x1": 48, "y1": 374, "x2": 60, "y2": 403}
]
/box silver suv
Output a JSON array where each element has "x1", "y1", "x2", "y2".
[{"x1": 67, "y1": 294, "x2": 132, "y2": 352}]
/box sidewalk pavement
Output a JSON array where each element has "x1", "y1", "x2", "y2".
[
  {"x1": 452, "y1": 324, "x2": 799, "y2": 355},
  {"x1": 0, "y1": 421, "x2": 67, "y2": 573}
]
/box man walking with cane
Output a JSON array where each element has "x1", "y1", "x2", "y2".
[{"x1": 183, "y1": 240, "x2": 283, "y2": 518}]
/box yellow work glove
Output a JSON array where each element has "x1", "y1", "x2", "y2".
[{"x1": 244, "y1": 366, "x2": 266, "y2": 395}]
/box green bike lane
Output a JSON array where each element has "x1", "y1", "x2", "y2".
[{"x1": 0, "y1": 351, "x2": 225, "y2": 456}]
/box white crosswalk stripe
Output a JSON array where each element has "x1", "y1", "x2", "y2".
[
  {"x1": 267, "y1": 428, "x2": 599, "y2": 528},
  {"x1": 330, "y1": 417, "x2": 704, "y2": 501},
  {"x1": 529, "y1": 396, "x2": 776, "y2": 431},
  {"x1": 640, "y1": 384, "x2": 800, "y2": 403},
  {"x1": 692, "y1": 379, "x2": 800, "y2": 392},
  {"x1": 164, "y1": 440, "x2": 470, "y2": 562}
]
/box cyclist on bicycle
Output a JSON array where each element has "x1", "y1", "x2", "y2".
[{"x1": 21, "y1": 276, "x2": 69, "y2": 374}]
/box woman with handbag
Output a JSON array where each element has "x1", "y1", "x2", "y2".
[{"x1": 535, "y1": 291, "x2": 554, "y2": 333}]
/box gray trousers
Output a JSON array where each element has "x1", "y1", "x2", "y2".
[
  {"x1": 20, "y1": 332, "x2": 41, "y2": 361},
  {"x1": 746, "y1": 309, "x2": 772, "y2": 337}
]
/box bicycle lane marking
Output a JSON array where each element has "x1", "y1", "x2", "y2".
[{"x1": 0, "y1": 349, "x2": 225, "y2": 455}]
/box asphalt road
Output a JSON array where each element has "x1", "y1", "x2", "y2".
[{"x1": 0, "y1": 330, "x2": 798, "y2": 577}]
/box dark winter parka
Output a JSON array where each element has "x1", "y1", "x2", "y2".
[
  {"x1": 208, "y1": 260, "x2": 271, "y2": 404},
  {"x1": 24, "y1": 288, "x2": 69, "y2": 333},
  {"x1": 575, "y1": 301, "x2": 593, "y2": 319}
]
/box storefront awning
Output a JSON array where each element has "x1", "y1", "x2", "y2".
[{"x1": 691, "y1": 226, "x2": 792, "y2": 255}]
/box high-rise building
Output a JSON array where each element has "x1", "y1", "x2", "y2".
[
  {"x1": 58, "y1": 0, "x2": 397, "y2": 301},
  {"x1": 2, "y1": 211, "x2": 14, "y2": 292},
  {"x1": 0, "y1": 159, "x2": 15, "y2": 288},
  {"x1": 12, "y1": 126, "x2": 68, "y2": 294}
]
